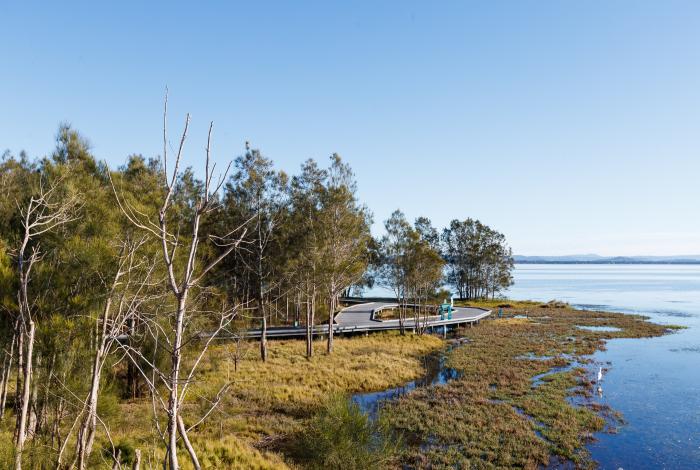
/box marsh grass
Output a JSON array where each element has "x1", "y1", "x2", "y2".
[{"x1": 384, "y1": 300, "x2": 677, "y2": 469}]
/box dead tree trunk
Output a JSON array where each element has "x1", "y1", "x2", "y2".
[
  {"x1": 76, "y1": 297, "x2": 112, "y2": 469},
  {"x1": 166, "y1": 293, "x2": 187, "y2": 470},
  {"x1": 14, "y1": 321, "x2": 34, "y2": 470},
  {"x1": 10, "y1": 174, "x2": 79, "y2": 470},
  {"x1": 305, "y1": 284, "x2": 316, "y2": 359},
  {"x1": 0, "y1": 327, "x2": 16, "y2": 421},
  {"x1": 111, "y1": 99, "x2": 246, "y2": 470}
]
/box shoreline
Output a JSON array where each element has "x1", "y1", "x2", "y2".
[
  {"x1": 378, "y1": 299, "x2": 678, "y2": 469},
  {"x1": 34, "y1": 300, "x2": 680, "y2": 469}
]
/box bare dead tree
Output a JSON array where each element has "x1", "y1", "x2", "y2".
[
  {"x1": 225, "y1": 325, "x2": 252, "y2": 376},
  {"x1": 50, "y1": 237, "x2": 155, "y2": 469},
  {"x1": 110, "y1": 94, "x2": 248, "y2": 470},
  {"x1": 10, "y1": 175, "x2": 80, "y2": 470},
  {"x1": 0, "y1": 318, "x2": 18, "y2": 422}
]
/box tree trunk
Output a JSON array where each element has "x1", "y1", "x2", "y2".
[
  {"x1": 305, "y1": 297, "x2": 312, "y2": 358},
  {"x1": 111, "y1": 449, "x2": 121, "y2": 470},
  {"x1": 259, "y1": 300, "x2": 268, "y2": 362},
  {"x1": 132, "y1": 449, "x2": 141, "y2": 470},
  {"x1": 326, "y1": 292, "x2": 335, "y2": 354},
  {"x1": 27, "y1": 367, "x2": 38, "y2": 437},
  {"x1": 0, "y1": 329, "x2": 16, "y2": 421},
  {"x1": 77, "y1": 343, "x2": 104, "y2": 469},
  {"x1": 257, "y1": 215, "x2": 267, "y2": 363},
  {"x1": 14, "y1": 320, "x2": 23, "y2": 438},
  {"x1": 178, "y1": 415, "x2": 201, "y2": 470},
  {"x1": 166, "y1": 294, "x2": 187, "y2": 470},
  {"x1": 14, "y1": 320, "x2": 35, "y2": 470}
]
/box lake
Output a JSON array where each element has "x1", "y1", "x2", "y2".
[{"x1": 509, "y1": 264, "x2": 700, "y2": 470}]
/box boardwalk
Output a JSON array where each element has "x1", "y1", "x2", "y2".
[{"x1": 242, "y1": 301, "x2": 491, "y2": 339}]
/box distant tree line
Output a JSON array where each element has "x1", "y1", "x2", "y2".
[{"x1": 0, "y1": 112, "x2": 512, "y2": 468}]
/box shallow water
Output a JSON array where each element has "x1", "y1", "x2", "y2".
[
  {"x1": 575, "y1": 325, "x2": 622, "y2": 333},
  {"x1": 509, "y1": 264, "x2": 700, "y2": 469},
  {"x1": 351, "y1": 345, "x2": 460, "y2": 420}
]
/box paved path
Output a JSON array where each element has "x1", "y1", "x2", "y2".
[{"x1": 242, "y1": 301, "x2": 491, "y2": 339}]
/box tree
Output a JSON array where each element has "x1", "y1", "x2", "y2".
[
  {"x1": 376, "y1": 210, "x2": 412, "y2": 333},
  {"x1": 111, "y1": 97, "x2": 248, "y2": 469},
  {"x1": 442, "y1": 218, "x2": 514, "y2": 299},
  {"x1": 407, "y1": 218, "x2": 444, "y2": 333},
  {"x1": 317, "y1": 154, "x2": 371, "y2": 354},
  {"x1": 8, "y1": 173, "x2": 80, "y2": 470},
  {"x1": 221, "y1": 144, "x2": 287, "y2": 362},
  {"x1": 287, "y1": 159, "x2": 327, "y2": 358},
  {"x1": 376, "y1": 213, "x2": 444, "y2": 334}
]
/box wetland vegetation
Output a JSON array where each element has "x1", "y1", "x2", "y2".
[
  {"x1": 384, "y1": 300, "x2": 677, "y2": 469},
  {"x1": 94, "y1": 302, "x2": 684, "y2": 468}
]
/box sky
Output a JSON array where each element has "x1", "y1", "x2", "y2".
[{"x1": 2, "y1": 1, "x2": 700, "y2": 256}]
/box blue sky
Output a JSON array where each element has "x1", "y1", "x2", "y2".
[{"x1": 2, "y1": 1, "x2": 700, "y2": 256}]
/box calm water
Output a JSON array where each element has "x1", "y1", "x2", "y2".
[
  {"x1": 351, "y1": 345, "x2": 461, "y2": 420},
  {"x1": 509, "y1": 264, "x2": 700, "y2": 470}
]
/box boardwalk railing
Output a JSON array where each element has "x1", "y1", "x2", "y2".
[{"x1": 237, "y1": 306, "x2": 491, "y2": 339}]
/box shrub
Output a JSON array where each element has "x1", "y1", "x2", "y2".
[
  {"x1": 296, "y1": 394, "x2": 400, "y2": 470},
  {"x1": 103, "y1": 439, "x2": 136, "y2": 466}
]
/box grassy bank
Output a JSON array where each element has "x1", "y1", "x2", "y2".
[
  {"x1": 384, "y1": 300, "x2": 678, "y2": 469},
  {"x1": 105, "y1": 332, "x2": 444, "y2": 469},
  {"x1": 1, "y1": 302, "x2": 676, "y2": 469}
]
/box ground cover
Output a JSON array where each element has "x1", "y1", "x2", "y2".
[
  {"x1": 106, "y1": 332, "x2": 443, "y2": 469},
  {"x1": 1, "y1": 301, "x2": 677, "y2": 469},
  {"x1": 384, "y1": 300, "x2": 678, "y2": 469}
]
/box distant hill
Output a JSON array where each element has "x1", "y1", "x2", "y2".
[{"x1": 514, "y1": 254, "x2": 700, "y2": 264}]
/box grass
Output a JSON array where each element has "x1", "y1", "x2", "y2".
[
  {"x1": 107, "y1": 332, "x2": 444, "y2": 469},
  {"x1": 383, "y1": 300, "x2": 679, "y2": 469},
  {"x1": 1, "y1": 300, "x2": 679, "y2": 469}
]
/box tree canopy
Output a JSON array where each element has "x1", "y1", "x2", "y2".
[{"x1": 0, "y1": 123, "x2": 514, "y2": 468}]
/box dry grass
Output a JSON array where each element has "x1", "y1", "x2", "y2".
[{"x1": 108, "y1": 332, "x2": 443, "y2": 469}]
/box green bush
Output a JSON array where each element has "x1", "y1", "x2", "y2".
[
  {"x1": 103, "y1": 438, "x2": 136, "y2": 466},
  {"x1": 296, "y1": 394, "x2": 400, "y2": 470}
]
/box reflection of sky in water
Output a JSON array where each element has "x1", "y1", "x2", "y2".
[
  {"x1": 575, "y1": 325, "x2": 622, "y2": 332},
  {"x1": 509, "y1": 264, "x2": 700, "y2": 469},
  {"x1": 351, "y1": 349, "x2": 459, "y2": 421}
]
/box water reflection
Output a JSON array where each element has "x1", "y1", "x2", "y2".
[
  {"x1": 576, "y1": 325, "x2": 622, "y2": 333},
  {"x1": 351, "y1": 345, "x2": 461, "y2": 420}
]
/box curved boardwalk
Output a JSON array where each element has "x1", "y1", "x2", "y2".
[{"x1": 243, "y1": 301, "x2": 491, "y2": 339}]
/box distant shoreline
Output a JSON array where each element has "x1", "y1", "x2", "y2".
[{"x1": 516, "y1": 260, "x2": 700, "y2": 265}]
